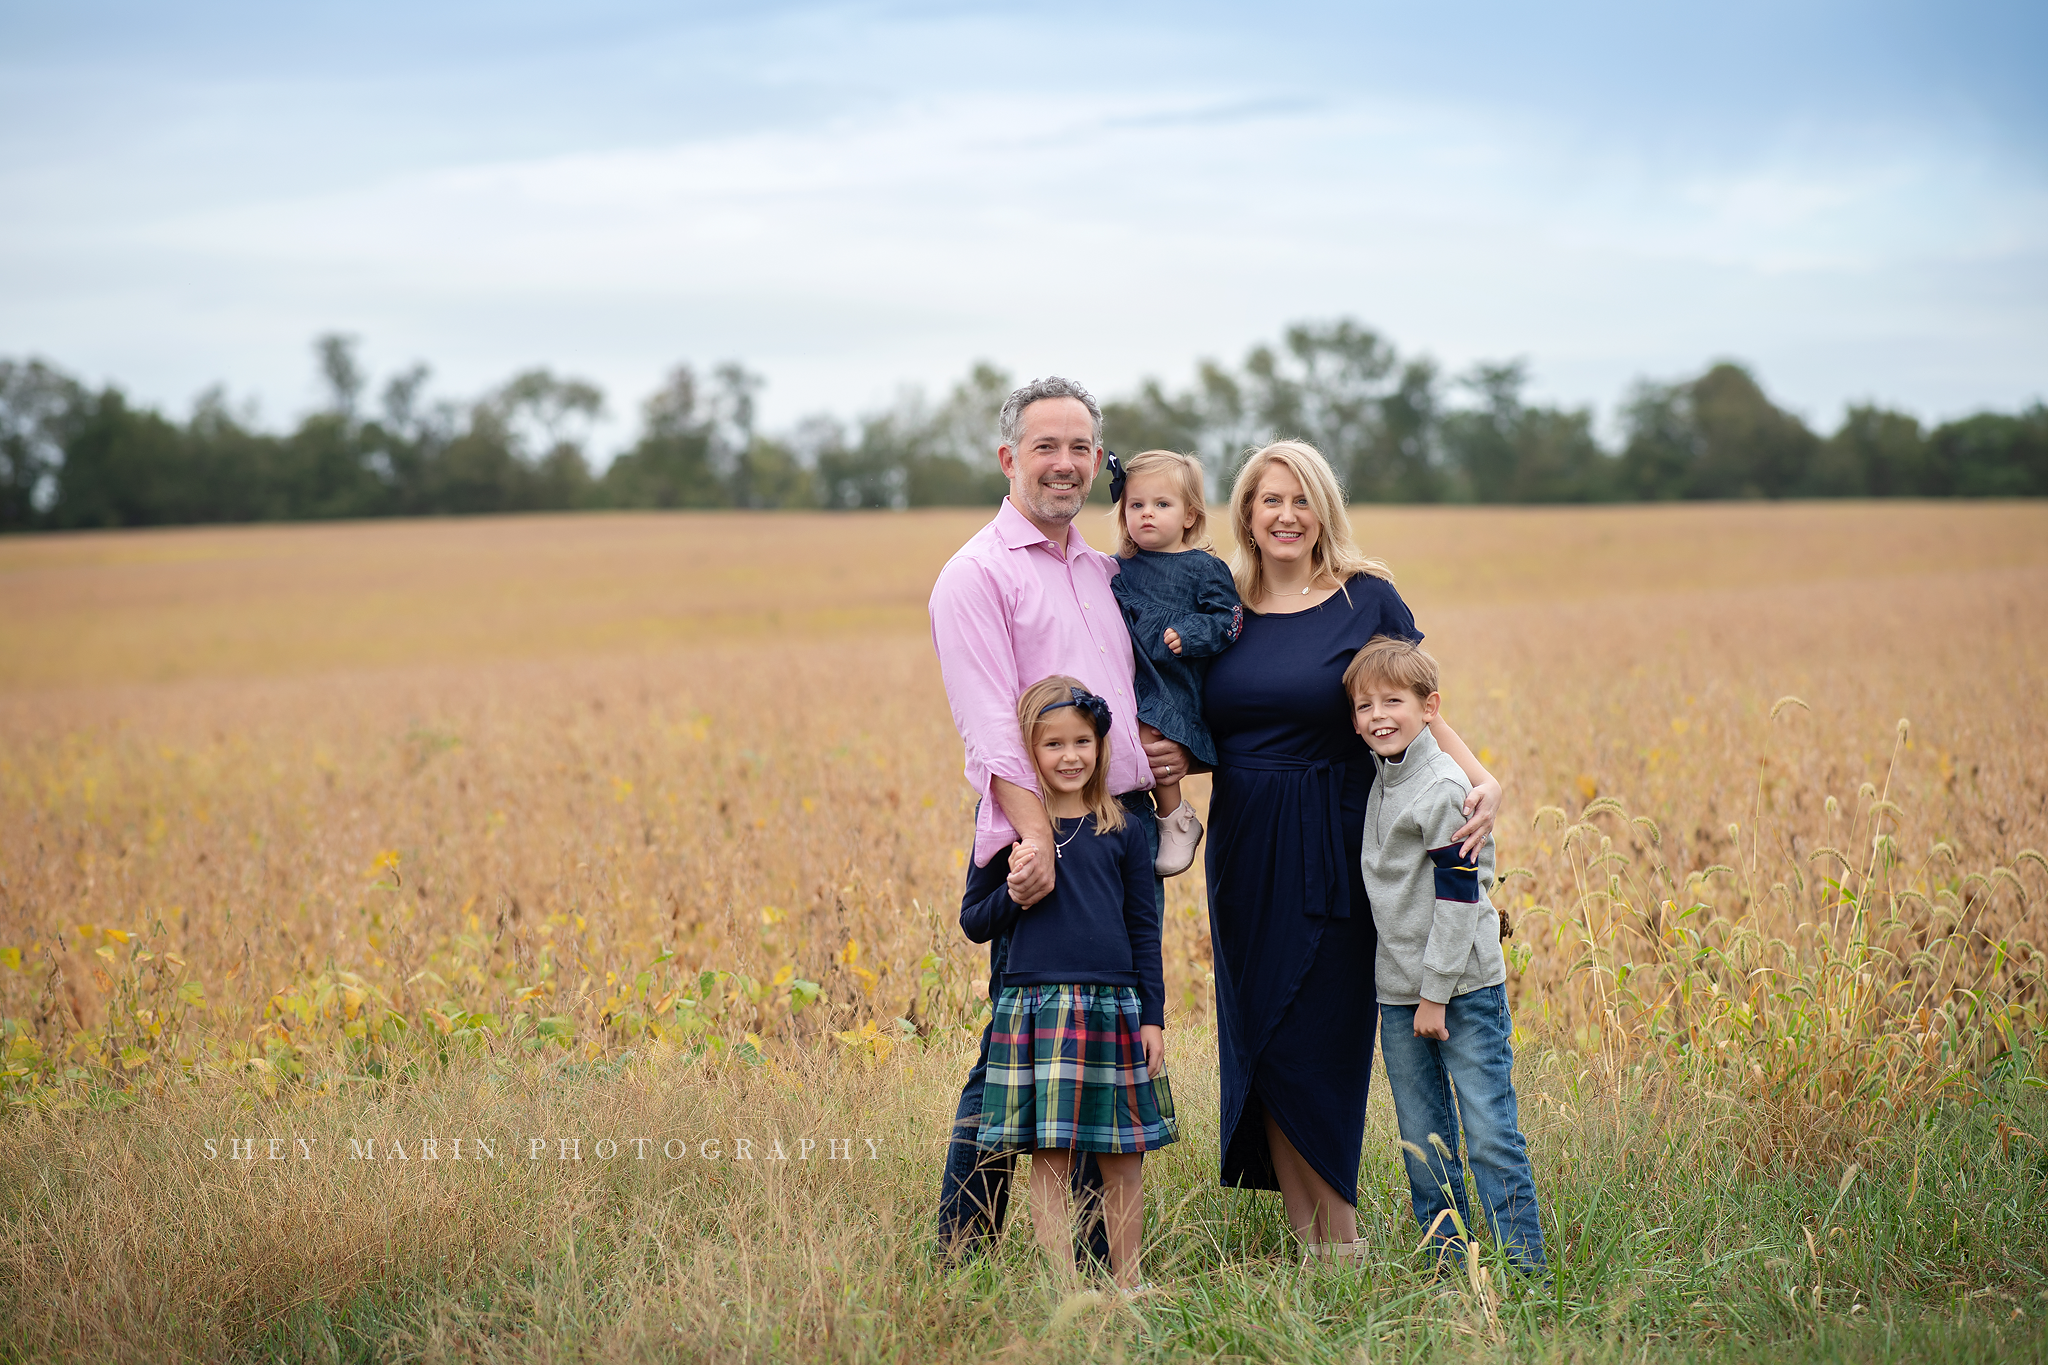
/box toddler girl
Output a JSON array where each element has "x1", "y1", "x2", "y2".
[
  {"x1": 1107, "y1": 449, "x2": 1242, "y2": 875},
  {"x1": 961, "y1": 675, "x2": 1177, "y2": 1292}
]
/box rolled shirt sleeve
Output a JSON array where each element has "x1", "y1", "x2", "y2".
[{"x1": 929, "y1": 556, "x2": 1038, "y2": 863}]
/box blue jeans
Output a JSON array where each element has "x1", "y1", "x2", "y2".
[
  {"x1": 937, "y1": 793, "x2": 1161, "y2": 1262},
  {"x1": 1378, "y1": 983, "x2": 1547, "y2": 1274}
]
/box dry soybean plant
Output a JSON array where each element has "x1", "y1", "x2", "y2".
[{"x1": 1522, "y1": 703, "x2": 2047, "y2": 1159}]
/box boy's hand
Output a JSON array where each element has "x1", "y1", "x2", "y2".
[
  {"x1": 1006, "y1": 839, "x2": 1053, "y2": 908},
  {"x1": 1163, "y1": 627, "x2": 1183, "y2": 656},
  {"x1": 1140, "y1": 1024, "x2": 1166, "y2": 1078},
  {"x1": 1414, "y1": 999, "x2": 1450, "y2": 1041}
]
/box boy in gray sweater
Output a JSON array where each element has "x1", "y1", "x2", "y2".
[{"x1": 1344, "y1": 635, "x2": 1547, "y2": 1279}]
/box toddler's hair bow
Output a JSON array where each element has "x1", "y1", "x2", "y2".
[
  {"x1": 1106, "y1": 450, "x2": 1125, "y2": 506},
  {"x1": 1038, "y1": 686, "x2": 1112, "y2": 737}
]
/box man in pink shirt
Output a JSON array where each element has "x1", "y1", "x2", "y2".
[{"x1": 929, "y1": 375, "x2": 1188, "y2": 1259}]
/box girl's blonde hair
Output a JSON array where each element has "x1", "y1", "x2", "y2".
[
  {"x1": 1016, "y1": 675, "x2": 1126, "y2": 835},
  {"x1": 1228, "y1": 440, "x2": 1392, "y2": 610},
  {"x1": 1111, "y1": 449, "x2": 1212, "y2": 558}
]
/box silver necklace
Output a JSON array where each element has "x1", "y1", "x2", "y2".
[{"x1": 1052, "y1": 815, "x2": 1086, "y2": 857}]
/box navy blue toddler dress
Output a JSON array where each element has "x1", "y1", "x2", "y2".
[
  {"x1": 1201, "y1": 574, "x2": 1422, "y2": 1204},
  {"x1": 1110, "y1": 547, "x2": 1243, "y2": 768}
]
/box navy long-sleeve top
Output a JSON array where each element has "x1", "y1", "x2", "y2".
[
  {"x1": 1109, "y1": 547, "x2": 1243, "y2": 768},
  {"x1": 959, "y1": 815, "x2": 1166, "y2": 1027}
]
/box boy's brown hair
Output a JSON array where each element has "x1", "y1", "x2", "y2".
[
  {"x1": 1015, "y1": 675, "x2": 1127, "y2": 835},
  {"x1": 1342, "y1": 634, "x2": 1440, "y2": 702}
]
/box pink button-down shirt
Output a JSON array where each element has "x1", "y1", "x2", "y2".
[{"x1": 929, "y1": 498, "x2": 1150, "y2": 866}]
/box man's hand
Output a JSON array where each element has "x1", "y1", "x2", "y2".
[
  {"x1": 1005, "y1": 839, "x2": 1054, "y2": 908},
  {"x1": 1139, "y1": 723, "x2": 1190, "y2": 786},
  {"x1": 1162, "y1": 627, "x2": 1183, "y2": 656},
  {"x1": 1140, "y1": 1024, "x2": 1166, "y2": 1078},
  {"x1": 1452, "y1": 774, "x2": 1501, "y2": 859},
  {"x1": 1413, "y1": 999, "x2": 1450, "y2": 1041}
]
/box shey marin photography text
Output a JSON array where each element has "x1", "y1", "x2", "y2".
[{"x1": 199, "y1": 1135, "x2": 885, "y2": 1164}]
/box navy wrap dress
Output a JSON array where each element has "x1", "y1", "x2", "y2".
[{"x1": 1201, "y1": 573, "x2": 1422, "y2": 1204}]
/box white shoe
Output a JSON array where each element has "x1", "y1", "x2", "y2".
[{"x1": 1154, "y1": 802, "x2": 1203, "y2": 876}]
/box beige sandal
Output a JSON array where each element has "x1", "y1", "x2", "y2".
[{"x1": 1302, "y1": 1238, "x2": 1369, "y2": 1267}]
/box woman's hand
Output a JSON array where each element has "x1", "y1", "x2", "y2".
[
  {"x1": 1140, "y1": 1024, "x2": 1166, "y2": 1078},
  {"x1": 1452, "y1": 772, "x2": 1501, "y2": 859},
  {"x1": 1006, "y1": 839, "x2": 1053, "y2": 908}
]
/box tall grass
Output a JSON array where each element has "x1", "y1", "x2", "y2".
[{"x1": 1530, "y1": 707, "x2": 2047, "y2": 1161}]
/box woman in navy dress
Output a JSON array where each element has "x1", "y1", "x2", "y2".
[{"x1": 1202, "y1": 440, "x2": 1501, "y2": 1257}]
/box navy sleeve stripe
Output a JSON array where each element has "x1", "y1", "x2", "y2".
[{"x1": 1428, "y1": 843, "x2": 1481, "y2": 903}]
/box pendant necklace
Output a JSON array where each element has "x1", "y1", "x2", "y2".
[{"x1": 1053, "y1": 816, "x2": 1085, "y2": 858}]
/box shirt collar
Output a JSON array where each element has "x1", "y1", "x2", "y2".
[
  {"x1": 1380, "y1": 725, "x2": 1441, "y2": 786},
  {"x1": 993, "y1": 496, "x2": 1076, "y2": 556}
]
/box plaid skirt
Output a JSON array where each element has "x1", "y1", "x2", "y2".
[{"x1": 977, "y1": 983, "x2": 1179, "y2": 1154}]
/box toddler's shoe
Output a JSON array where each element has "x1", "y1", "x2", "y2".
[{"x1": 1154, "y1": 801, "x2": 1203, "y2": 876}]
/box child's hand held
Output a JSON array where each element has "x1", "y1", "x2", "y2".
[
  {"x1": 1162, "y1": 627, "x2": 1182, "y2": 656},
  {"x1": 1006, "y1": 839, "x2": 1053, "y2": 908}
]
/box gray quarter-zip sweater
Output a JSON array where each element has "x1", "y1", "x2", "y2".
[{"x1": 1361, "y1": 727, "x2": 1506, "y2": 1005}]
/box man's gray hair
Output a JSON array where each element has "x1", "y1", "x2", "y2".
[{"x1": 998, "y1": 376, "x2": 1103, "y2": 450}]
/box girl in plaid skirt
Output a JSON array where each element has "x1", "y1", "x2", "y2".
[{"x1": 959, "y1": 675, "x2": 1178, "y2": 1292}]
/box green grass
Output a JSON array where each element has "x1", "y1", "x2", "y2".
[{"x1": 3, "y1": 1022, "x2": 2044, "y2": 1363}]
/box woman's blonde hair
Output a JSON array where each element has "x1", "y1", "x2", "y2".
[
  {"x1": 1110, "y1": 449, "x2": 1212, "y2": 558},
  {"x1": 1015, "y1": 675, "x2": 1126, "y2": 835},
  {"x1": 1228, "y1": 439, "x2": 1392, "y2": 610}
]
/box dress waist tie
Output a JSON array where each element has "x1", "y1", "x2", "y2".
[{"x1": 1215, "y1": 749, "x2": 1351, "y2": 920}]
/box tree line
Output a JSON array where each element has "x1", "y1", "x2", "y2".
[{"x1": 2, "y1": 322, "x2": 2042, "y2": 530}]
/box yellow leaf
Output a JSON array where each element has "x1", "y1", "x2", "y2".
[
  {"x1": 103, "y1": 928, "x2": 131, "y2": 944},
  {"x1": 839, "y1": 938, "x2": 861, "y2": 965},
  {"x1": 0, "y1": 948, "x2": 19, "y2": 972}
]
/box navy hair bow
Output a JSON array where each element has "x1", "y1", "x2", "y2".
[
  {"x1": 1106, "y1": 449, "x2": 1125, "y2": 506},
  {"x1": 1039, "y1": 686, "x2": 1112, "y2": 737}
]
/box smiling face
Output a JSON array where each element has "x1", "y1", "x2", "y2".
[
  {"x1": 1351, "y1": 678, "x2": 1440, "y2": 759},
  {"x1": 998, "y1": 396, "x2": 1100, "y2": 536},
  {"x1": 1029, "y1": 707, "x2": 1099, "y2": 815},
  {"x1": 1122, "y1": 471, "x2": 1198, "y2": 553},
  {"x1": 1249, "y1": 462, "x2": 1320, "y2": 570}
]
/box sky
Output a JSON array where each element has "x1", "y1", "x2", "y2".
[{"x1": 2, "y1": 0, "x2": 2043, "y2": 452}]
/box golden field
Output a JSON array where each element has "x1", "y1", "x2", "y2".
[
  {"x1": 1, "y1": 502, "x2": 2046, "y2": 1362},
  {"x1": 2, "y1": 503, "x2": 2042, "y2": 1087}
]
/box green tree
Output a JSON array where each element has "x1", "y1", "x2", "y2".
[
  {"x1": 1441, "y1": 362, "x2": 1615, "y2": 503},
  {"x1": 45, "y1": 388, "x2": 192, "y2": 528},
  {"x1": 1810, "y1": 405, "x2": 1925, "y2": 496},
  {"x1": 1622, "y1": 363, "x2": 1818, "y2": 500},
  {"x1": 0, "y1": 359, "x2": 83, "y2": 530},
  {"x1": 1928, "y1": 406, "x2": 2048, "y2": 497},
  {"x1": 602, "y1": 366, "x2": 724, "y2": 509}
]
